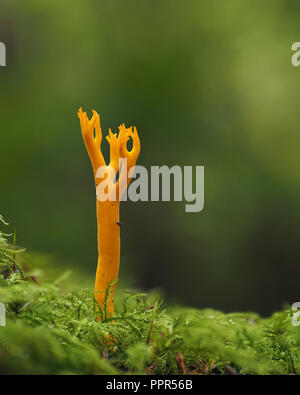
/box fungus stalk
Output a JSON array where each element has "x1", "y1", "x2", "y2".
[{"x1": 78, "y1": 108, "x2": 140, "y2": 319}]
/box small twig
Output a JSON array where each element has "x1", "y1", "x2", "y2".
[
  {"x1": 190, "y1": 359, "x2": 208, "y2": 375},
  {"x1": 146, "y1": 317, "x2": 154, "y2": 345},
  {"x1": 145, "y1": 305, "x2": 154, "y2": 311},
  {"x1": 146, "y1": 300, "x2": 159, "y2": 345},
  {"x1": 146, "y1": 362, "x2": 157, "y2": 375},
  {"x1": 31, "y1": 275, "x2": 39, "y2": 284},
  {"x1": 176, "y1": 353, "x2": 187, "y2": 374},
  {"x1": 224, "y1": 365, "x2": 238, "y2": 375},
  {"x1": 101, "y1": 350, "x2": 109, "y2": 360}
]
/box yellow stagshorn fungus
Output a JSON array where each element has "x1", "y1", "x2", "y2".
[{"x1": 78, "y1": 108, "x2": 140, "y2": 318}]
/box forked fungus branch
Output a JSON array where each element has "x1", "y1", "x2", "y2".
[{"x1": 78, "y1": 108, "x2": 140, "y2": 318}]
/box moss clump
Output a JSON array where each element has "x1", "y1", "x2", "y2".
[{"x1": 0, "y1": 217, "x2": 300, "y2": 375}]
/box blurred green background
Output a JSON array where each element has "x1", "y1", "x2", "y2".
[{"x1": 1, "y1": 0, "x2": 300, "y2": 316}]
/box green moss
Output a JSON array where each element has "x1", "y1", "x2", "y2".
[{"x1": 0, "y1": 217, "x2": 300, "y2": 375}]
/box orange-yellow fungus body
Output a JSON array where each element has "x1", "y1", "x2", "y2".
[
  {"x1": 78, "y1": 108, "x2": 140, "y2": 318},
  {"x1": 95, "y1": 200, "x2": 120, "y2": 315}
]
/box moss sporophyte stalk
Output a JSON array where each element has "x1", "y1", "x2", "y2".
[{"x1": 78, "y1": 108, "x2": 140, "y2": 319}]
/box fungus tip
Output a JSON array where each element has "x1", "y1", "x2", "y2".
[{"x1": 92, "y1": 109, "x2": 99, "y2": 118}]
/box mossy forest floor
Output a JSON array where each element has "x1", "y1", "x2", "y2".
[{"x1": 0, "y1": 216, "x2": 299, "y2": 375}]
